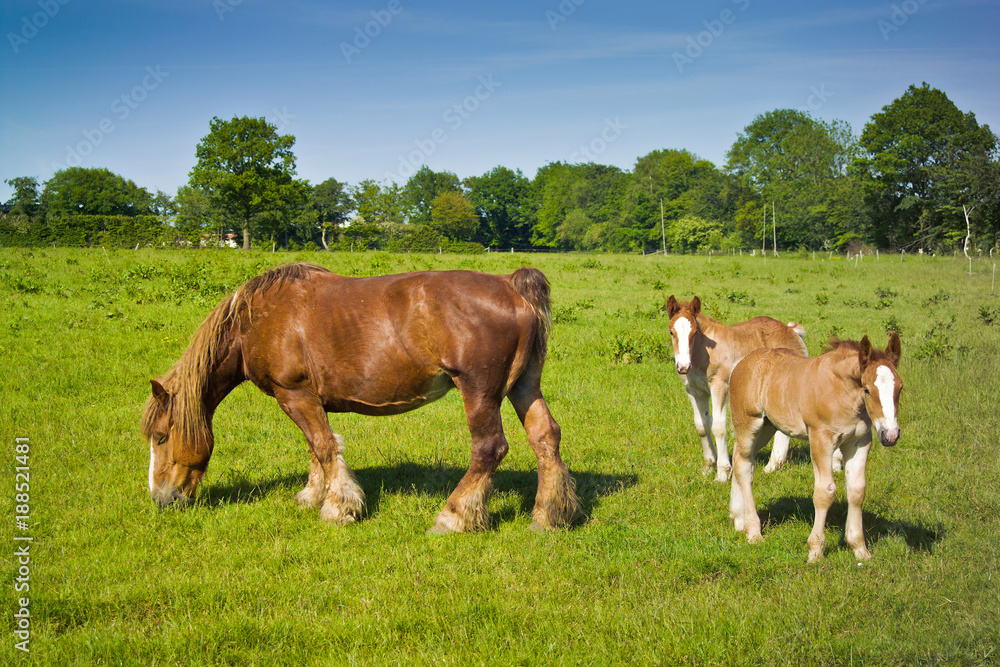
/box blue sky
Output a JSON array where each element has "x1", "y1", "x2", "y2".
[{"x1": 2, "y1": 0, "x2": 998, "y2": 202}]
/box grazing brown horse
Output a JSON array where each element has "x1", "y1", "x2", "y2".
[
  {"x1": 666, "y1": 295, "x2": 808, "y2": 482},
  {"x1": 141, "y1": 263, "x2": 581, "y2": 533},
  {"x1": 728, "y1": 333, "x2": 902, "y2": 562}
]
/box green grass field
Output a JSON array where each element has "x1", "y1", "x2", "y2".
[{"x1": 2, "y1": 247, "x2": 999, "y2": 666}]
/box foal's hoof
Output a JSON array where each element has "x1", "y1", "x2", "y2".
[
  {"x1": 714, "y1": 469, "x2": 731, "y2": 484},
  {"x1": 763, "y1": 461, "x2": 781, "y2": 474}
]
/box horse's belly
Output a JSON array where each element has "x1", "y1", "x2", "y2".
[{"x1": 322, "y1": 371, "x2": 454, "y2": 416}]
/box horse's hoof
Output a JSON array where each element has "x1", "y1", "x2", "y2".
[
  {"x1": 747, "y1": 533, "x2": 764, "y2": 545},
  {"x1": 528, "y1": 520, "x2": 554, "y2": 534},
  {"x1": 715, "y1": 470, "x2": 730, "y2": 484},
  {"x1": 426, "y1": 522, "x2": 457, "y2": 535}
]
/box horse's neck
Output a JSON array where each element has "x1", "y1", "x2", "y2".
[
  {"x1": 821, "y1": 352, "x2": 867, "y2": 419},
  {"x1": 694, "y1": 313, "x2": 732, "y2": 363},
  {"x1": 202, "y1": 336, "x2": 246, "y2": 418}
]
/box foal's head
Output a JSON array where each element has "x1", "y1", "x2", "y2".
[
  {"x1": 141, "y1": 379, "x2": 213, "y2": 508},
  {"x1": 858, "y1": 333, "x2": 903, "y2": 446},
  {"x1": 666, "y1": 295, "x2": 701, "y2": 374}
]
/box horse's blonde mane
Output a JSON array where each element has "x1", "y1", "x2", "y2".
[{"x1": 141, "y1": 263, "x2": 331, "y2": 451}]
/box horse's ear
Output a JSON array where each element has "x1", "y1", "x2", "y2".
[
  {"x1": 150, "y1": 379, "x2": 171, "y2": 407},
  {"x1": 886, "y1": 332, "x2": 902, "y2": 367},
  {"x1": 666, "y1": 295, "x2": 680, "y2": 317},
  {"x1": 691, "y1": 296, "x2": 701, "y2": 316},
  {"x1": 858, "y1": 335, "x2": 872, "y2": 370}
]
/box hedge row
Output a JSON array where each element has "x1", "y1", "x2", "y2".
[{"x1": 0, "y1": 215, "x2": 171, "y2": 248}]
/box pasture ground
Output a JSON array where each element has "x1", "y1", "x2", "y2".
[{"x1": 1, "y1": 247, "x2": 998, "y2": 666}]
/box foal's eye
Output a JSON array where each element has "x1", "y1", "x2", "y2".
[{"x1": 863, "y1": 388, "x2": 870, "y2": 395}]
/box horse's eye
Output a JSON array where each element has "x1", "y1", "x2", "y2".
[{"x1": 863, "y1": 388, "x2": 870, "y2": 395}]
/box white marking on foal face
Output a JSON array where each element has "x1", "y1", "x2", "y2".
[
  {"x1": 874, "y1": 365, "x2": 897, "y2": 427},
  {"x1": 672, "y1": 316, "x2": 693, "y2": 373}
]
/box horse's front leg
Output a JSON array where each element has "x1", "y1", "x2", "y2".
[
  {"x1": 294, "y1": 448, "x2": 326, "y2": 508},
  {"x1": 841, "y1": 436, "x2": 872, "y2": 560},
  {"x1": 275, "y1": 390, "x2": 365, "y2": 524},
  {"x1": 807, "y1": 432, "x2": 838, "y2": 562},
  {"x1": 429, "y1": 391, "x2": 507, "y2": 534},
  {"x1": 684, "y1": 382, "x2": 717, "y2": 477},
  {"x1": 731, "y1": 417, "x2": 775, "y2": 542},
  {"x1": 509, "y1": 382, "x2": 582, "y2": 531},
  {"x1": 709, "y1": 379, "x2": 731, "y2": 483}
]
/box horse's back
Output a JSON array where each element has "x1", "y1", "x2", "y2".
[{"x1": 241, "y1": 268, "x2": 540, "y2": 413}]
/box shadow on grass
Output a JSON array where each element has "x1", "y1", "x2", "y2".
[
  {"x1": 199, "y1": 462, "x2": 638, "y2": 529},
  {"x1": 758, "y1": 496, "x2": 944, "y2": 555}
]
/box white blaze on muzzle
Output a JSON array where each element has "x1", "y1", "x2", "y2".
[
  {"x1": 673, "y1": 316, "x2": 693, "y2": 372},
  {"x1": 874, "y1": 365, "x2": 897, "y2": 428},
  {"x1": 148, "y1": 440, "x2": 156, "y2": 493}
]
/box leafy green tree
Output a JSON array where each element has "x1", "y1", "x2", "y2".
[
  {"x1": 666, "y1": 215, "x2": 723, "y2": 253},
  {"x1": 612, "y1": 149, "x2": 724, "y2": 251},
  {"x1": 855, "y1": 83, "x2": 997, "y2": 250},
  {"x1": 4, "y1": 177, "x2": 41, "y2": 218},
  {"x1": 402, "y1": 166, "x2": 461, "y2": 225},
  {"x1": 465, "y1": 166, "x2": 535, "y2": 248},
  {"x1": 429, "y1": 190, "x2": 478, "y2": 241},
  {"x1": 173, "y1": 184, "x2": 224, "y2": 245},
  {"x1": 41, "y1": 167, "x2": 155, "y2": 217},
  {"x1": 311, "y1": 178, "x2": 353, "y2": 249},
  {"x1": 189, "y1": 116, "x2": 304, "y2": 250},
  {"x1": 726, "y1": 110, "x2": 859, "y2": 249},
  {"x1": 532, "y1": 162, "x2": 627, "y2": 249}
]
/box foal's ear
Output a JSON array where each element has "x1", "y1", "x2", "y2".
[
  {"x1": 886, "y1": 332, "x2": 902, "y2": 367},
  {"x1": 858, "y1": 335, "x2": 873, "y2": 370},
  {"x1": 691, "y1": 295, "x2": 702, "y2": 316},
  {"x1": 666, "y1": 295, "x2": 680, "y2": 317}
]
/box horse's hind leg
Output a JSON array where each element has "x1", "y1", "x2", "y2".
[
  {"x1": 508, "y1": 383, "x2": 582, "y2": 531},
  {"x1": 764, "y1": 432, "x2": 792, "y2": 473},
  {"x1": 275, "y1": 390, "x2": 365, "y2": 524},
  {"x1": 429, "y1": 389, "x2": 507, "y2": 534}
]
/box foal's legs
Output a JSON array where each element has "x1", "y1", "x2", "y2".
[
  {"x1": 429, "y1": 386, "x2": 508, "y2": 534},
  {"x1": 807, "y1": 433, "x2": 838, "y2": 562},
  {"x1": 709, "y1": 379, "x2": 732, "y2": 483},
  {"x1": 508, "y1": 381, "x2": 582, "y2": 531},
  {"x1": 275, "y1": 389, "x2": 365, "y2": 524},
  {"x1": 731, "y1": 418, "x2": 776, "y2": 541},
  {"x1": 764, "y1": 432, "x2": 793, "y2": 473},
  {"x1": 841, "y1": 437, "x2": 873, "y2": 560},
  {"x1": 684, "y1": 382, "x2": 718, "y2": 477}
]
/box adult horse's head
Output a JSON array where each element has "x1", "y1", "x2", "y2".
[
  {"x1": 141, "y1": 378, "x2": 214, "y2": 507},
  {"x1": 858, "y1": 333, "x2": 903, "y2": 447},
  {"x1": 666, "y1": 295, "x2": 701, "y2": 375}
]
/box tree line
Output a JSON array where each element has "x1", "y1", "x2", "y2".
[{"x1": 3, "y1": 83, "x2": 998, "y2": 253}]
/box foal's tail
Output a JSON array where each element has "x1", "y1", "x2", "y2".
[{"x1": 510, "y1": 267, "x2": 551, "y2": 362}]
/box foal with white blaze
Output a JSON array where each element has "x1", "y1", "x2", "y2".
[
  {"x1": 666, "y1": 295, "x2": 807, "y2": 482},
  {"x1": 728, "y1": 333, "x2": 902, "y2": 562}
]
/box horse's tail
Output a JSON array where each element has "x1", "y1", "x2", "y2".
[
  {"x1": 509, "y1": 267, "x2": 551, "y2": 363},
  {"x1": 786, "y1": 321, "x2": 808, "y2": 356},
  {"x1": 787, "y1": 321, "x2": 806, "y2": 341}
]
